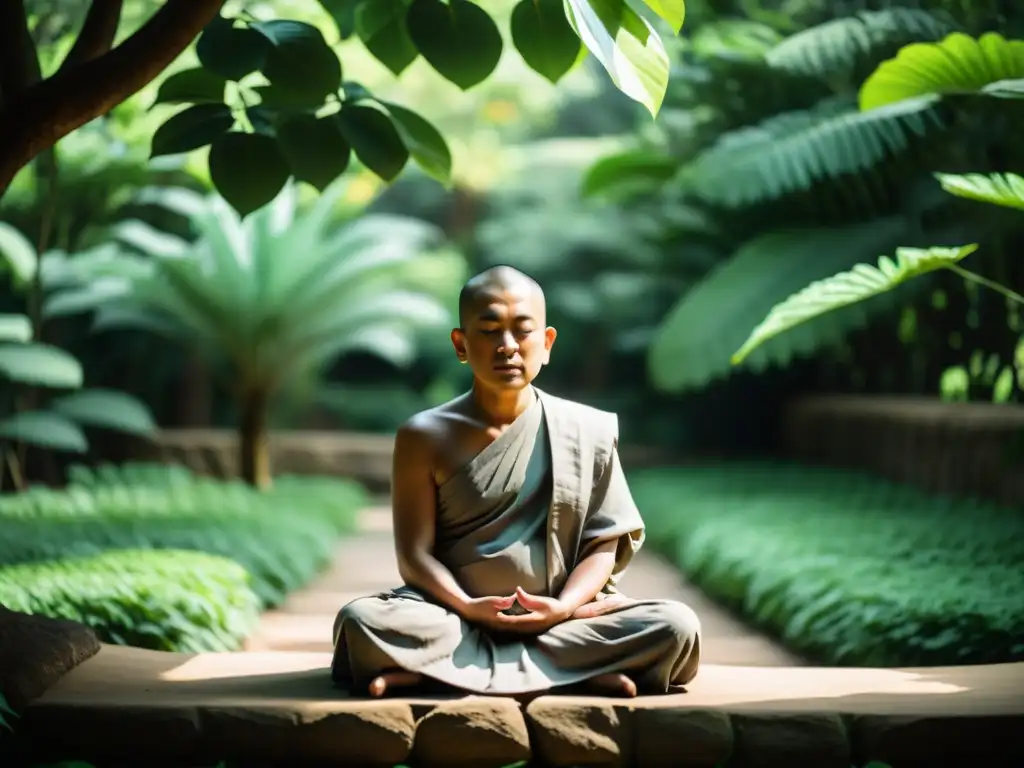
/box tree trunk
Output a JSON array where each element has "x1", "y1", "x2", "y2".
[
  {"x1": 239, "y1": 389, "x2": 270, "y2": 490},
  {"x1": 0, "y1": 0, "x2": 225, "y2": 196}
]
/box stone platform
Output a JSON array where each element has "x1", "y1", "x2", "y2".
[
  {"x1": 10, "y1": 508, "x2": 1024, "y2": 767},
  {"x1": 14, "y1": 644, "x2": 1024, "y2": 767}
]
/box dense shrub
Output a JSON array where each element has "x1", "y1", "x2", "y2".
[
  {"x1": 631, "y1": 463, "x2": 1024, "y2": 667},
  {"x1": 0, "y1": 549, "x2": 261, "y2": 652},
  {"x1": 0, "y1": 464, "x2": 368, "y2": 607}
]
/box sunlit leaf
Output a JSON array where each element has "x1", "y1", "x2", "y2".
[
  {"x1": 860, "y1": 32, "x2": 1024, "y2": 111},
  {"x1": 0, "y1": 221, "x2": 38, "y2": 284},
  {"x1": 510, "y1": 0, "x2": 582, "y2": 84},
  {"x1": 581, "y1": 149, "x2": 675, "y2": 199},
  {"x1": 0, "y1": 315, "x2": 31, "y2": 343},
  {"x1": 936, "y1": 171, "x2": 1024, "y2": 212},
  {"x1": 380, "y1": 101, "x2": 451, "y2": 183},
  {"x1": 732, "y1": 244, "x2": 980, "y2": 364}
]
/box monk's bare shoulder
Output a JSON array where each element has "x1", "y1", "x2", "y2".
[{"x1": 395, "y1": 396, "x2": 475, "y2": 483}]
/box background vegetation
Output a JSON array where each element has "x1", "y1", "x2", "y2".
[{"x1": 0, "y1": 0, "x2": 1021, "y2": 713}]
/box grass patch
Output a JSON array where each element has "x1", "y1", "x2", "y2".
[
  {"x1": 0, "y1": 463, "x2": 368, "y2": 607},
  {"x1": 631, "y1": 462, "x2": 1024, "y2": 667},
  {"x1": 0, "y1": 549, "x2": 261, "y2": 652}
]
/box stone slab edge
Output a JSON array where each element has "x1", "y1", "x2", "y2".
[{"x1": 16, "y1": 697, "x2": 1024, "y2": 768}]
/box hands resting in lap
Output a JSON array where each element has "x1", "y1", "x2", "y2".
[{"x1": 462, "y1": 586, "x2": 632, "y2": 634}]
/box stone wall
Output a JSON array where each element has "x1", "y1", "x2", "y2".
[
  {"x1": 140, "y1": 429, "x2": 674, "y2": 494},
  {"x1": 782, "y1": 395, "x2": 1024, "y2": 505}
]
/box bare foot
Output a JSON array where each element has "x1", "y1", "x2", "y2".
[
  {"x1": 585, "y1": 673, "x2": 637, "y2": 698},
  {"x1": 367, "y1": 670, "x2": 423, "y2": 697}
]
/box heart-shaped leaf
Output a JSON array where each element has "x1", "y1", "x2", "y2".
[
  {"x1": 196, "y1": 15, "x2": 270, "y2": 81},
  {"x1": 357, "y1": 0, "x2": 419, "y2": 75},
  {"x1": 319, "y1": 0, "x2": 361, "y2": 39},
  {"x1": 150, "y1": 104, "x2": 234, "y2": 158},
  {"x1": 380, "y1": 101, "x2": 451, "y2": 182},
  {"x1": 510, "y1": 0, "x2": 582, "y2": 84},
  {"x1": 208, "y1": 132, "x2": 291, "y2": 217},
  {"x1": 336, "y1": 104, "x2": 410, "y2": 181},
  {"x1": 277, "y1": 115, "x2": 353, "y2": 190},
  {"x1": 406, "y1": 0, "x2": 503, "y2": 89},
  {"x1": 252, "y1": 20, "x2": 343, "y2": 105}
]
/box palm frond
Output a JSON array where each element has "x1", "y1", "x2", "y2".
[
  {"x1": 731, "y1": 244, "x2": 980, "y2": 364},
  {"x1": 765, "y1": 9, "x2": 957, "y2": 82},
  {"x1": 677, "y1": 94, "x2": 947, "y2": 208}
]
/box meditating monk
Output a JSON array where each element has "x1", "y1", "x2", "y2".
[{"x1": 331, "y1": 265, "x2": 701, "y2": 698}]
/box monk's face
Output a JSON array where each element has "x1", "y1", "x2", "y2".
[{"x1": 451, "y1": 284, "x2": 556, "y2": 390}]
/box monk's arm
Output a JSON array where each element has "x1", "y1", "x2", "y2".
[
  {"x1": 554, "y1": 538, "x2": 618, "y2": 615},
  {"x1": 391, "y1": 423, "x2": 475, "y2": 613}
]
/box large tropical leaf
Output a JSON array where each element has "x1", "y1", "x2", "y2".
[
  {"x1": 0, "y1": 315, "x2": 31, "y2": 343},
  {"x1": 0, "y1": 410, "x2": 88, "y2": 453},
  {"x1": 860, "y1": 32, "x2": 1024, "y2": 111},
  {"x1": 50, "y1": 388, "x2": 158, "y2": 438},
  {"x1": 677, "y1": 94, "x2": 947, "y2": 208},
  {"x1": 0, "y1": 343, "x2": 83, "y2": 389},
  {"x1": 0, "y1": 222, "x2": 37, "y2": 285},
  {"x1": 765, "y1": 9, "x2": 956, "y2": 82},
  {"x1": 936, "y1": 172, "x2": 1024, "y2": 212},
  {"x1": 648, "y1": 216, "x2": 918, "y2": 393},
  {"x1": 731, "y1": 244, "x2": 980, "y2": 364}
]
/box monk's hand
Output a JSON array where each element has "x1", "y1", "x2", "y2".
[
  {"x1": 461, "y1": 595, "x2": 517, "y2": 630},
  {"x1": 495, "y1": 586, "x2": 571, "y2": 634}
]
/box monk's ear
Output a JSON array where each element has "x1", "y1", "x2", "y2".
[
  {"x1": 543, "y1": 326, "x2": 557, "y2": 360},
  {"x1": 450, "y1": 328, "x2": 468, "y2": 362}
]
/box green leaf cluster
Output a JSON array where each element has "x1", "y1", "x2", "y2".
[
  {"x1": 0, "y1": 464, "x2": 367, "y2": 612},
  {"x1": 632, "y1": 463, "x2": 1024, "y2": 666},
  {"x1": 0, "y1": 549, "x2": 261, "y2": 653},
  {"x1": 150, "y1": 0, "x2": 687, "y2": 216}
]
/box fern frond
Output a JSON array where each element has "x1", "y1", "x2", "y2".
[
  {"x1": 936, "y1": 172, "x2": 1024, "y2": 212},
  {"x1": 731, "y1": 244, "x2": 979, "y2": 364},
  {"x1": 676, "y1": 94, "x2": 947, "y2": 208},
  {"x1": 766, "y1": 8, "x2": 957, "y2": 81}
]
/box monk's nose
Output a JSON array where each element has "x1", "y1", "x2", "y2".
[{"x1": 499, "y1": 333, "x2": 518, "y2": 355}]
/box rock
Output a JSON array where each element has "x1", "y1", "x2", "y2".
[
  {"x1": 730, "y1": 712, "x2": 849, "y2": 768},
  {"x1": 201, "y1": 701, "x2": 416, "y2": 766},
  {"x1": 0, "y1": 606, "x2": 101, "y2": 713},
  {"x1": 527, "y1": 697, "x2": 629, "y2": 766},
  {"x1": 632, "y1": 706, "x2": 732, "y2": 767},
  {"x1": 412, "y1": 696, "x2": 531, "y2": 768}
]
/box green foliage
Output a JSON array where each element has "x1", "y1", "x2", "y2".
[
  {"x1": 732, "y1": 244, "x2": 980, "y2": 365},
  {"x1": 860, "y1": 32, "x2": 1024, "y2": 111},
  {"x1": 632, "y1": 464, "x2": 1024, "y2": 666},
  {"x1": 764, "y1": 8, "x2": 956, "y2": 83},
  {"x1": 0, "y1": 549, "x2": 261, "y2": 653},
  {"x1": 649, "y1": 217, "x2": 917, "y2": 392},
  {"x1": 49, "y1": 183, "x2": 451, "y2": 394},
  {"x1": 937, "y1": 171, "x2": 1024, "y2": 211},
  {"x1": 0, "y1": 463, "x2": 367, "y2": 611},
  {"x1": 147, "y1": 0, "x2": 687, "y2": 216}
]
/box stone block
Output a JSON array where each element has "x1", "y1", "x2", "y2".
[
  {"x1": 850, "y1": 714, "x2": 1024, "y2": 768},
  {"x1": 730, "y1": 712, "x2": 849, "y2": 768},
  {"x1": 632, "y1": 706, "x2": 733, "y2": 767},
  {"x1": 412, "y1": 696, "x2": 531, "y2": 768},
  {"x1": 527, "y1": 697, "x2": 630, "y2": 766}
]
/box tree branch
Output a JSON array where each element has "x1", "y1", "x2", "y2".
[
  {"x1": 59, "y1": 0, "x2": 125, "y2": 71},
  {"x1": 0, "y1": 0, "x2": 41, "y2": 109},
  {"x1": 0, "y1": 0, "x2": 225, "y2": 198}
]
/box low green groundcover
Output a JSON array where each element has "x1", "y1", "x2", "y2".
[
  {"x1": 0, "y1": 549, "x2": 261, "y2": 652},
  {"x1": 0, "y1": 463, "x2": 368, "y2": 608},
  {"x1": 631, "y1": 463, "x2": 1024, "y2": 667}
]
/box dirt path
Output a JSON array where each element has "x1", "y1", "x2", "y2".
[{"x1": 245, "y1": 506, "x2": 805, "y2": 667}]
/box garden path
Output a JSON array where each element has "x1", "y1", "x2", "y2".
[{"x1": 244, "y1": 504, "x2": 806, "y2": 667}]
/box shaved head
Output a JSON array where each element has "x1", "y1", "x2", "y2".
[{"x1": 458, "y1": 265, "x2": 545, "y2": 328}]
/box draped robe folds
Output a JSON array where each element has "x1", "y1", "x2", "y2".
[{"x1": 331, "y1": 388, "x2": 701, "y2": 695}]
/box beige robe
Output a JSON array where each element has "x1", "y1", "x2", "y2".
[{"x1": 331, "y1": 389, "x2": 700, "y2": 695}]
